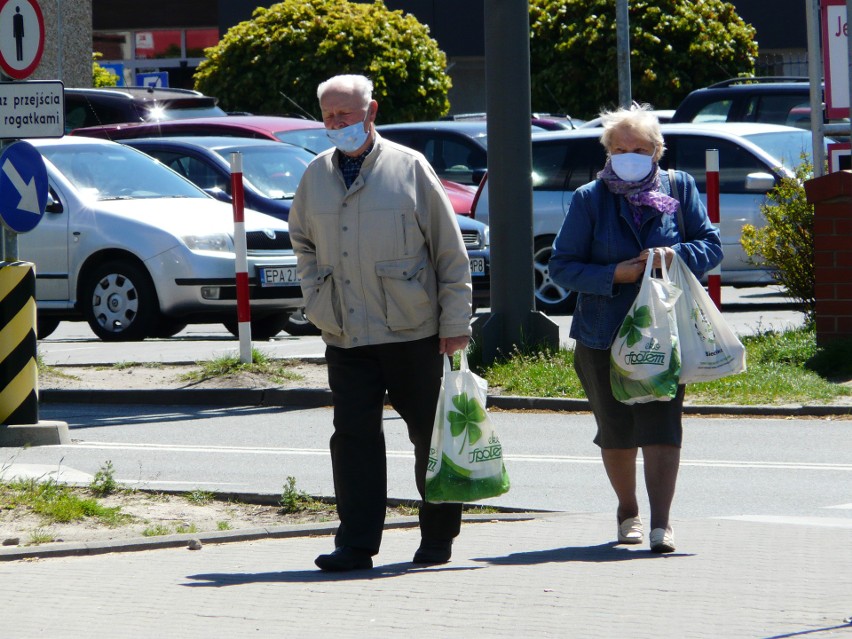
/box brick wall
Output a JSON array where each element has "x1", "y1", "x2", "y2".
[{"x1": 805, "y1": 170, "x2": 852, "y2": 345}]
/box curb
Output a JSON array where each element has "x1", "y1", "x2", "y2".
[
  {"x1": 0, "y1": 512, "x2": 540, "y2": 562},
  {"x1": 40, "y1": 388, "x2": 852, "y2": 417}
]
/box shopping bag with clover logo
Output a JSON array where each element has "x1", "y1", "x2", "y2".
[
  {"x1": 425, "y1": 351, "x2": 510, "y2": 504},
  {"x1": 669, "y1": 252, "x2": 746, "y2": 383},
  {"x1": 610, "y1": 248, "x2": 682, "y2": 404}
]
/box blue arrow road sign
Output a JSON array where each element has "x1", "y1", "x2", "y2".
[{"x1": 0, "y1": 141, "x2": 48, "y2": 233}]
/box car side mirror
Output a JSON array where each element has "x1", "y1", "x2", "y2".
[
  {"x1": 745, "y1": 172, "x2": 776, "y2": 192},
  {"x1": 45, "y1": 191, "x2": 63, "y2": 213}
]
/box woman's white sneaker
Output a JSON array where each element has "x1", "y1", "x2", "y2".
[
  {"x1": 649, "y1": 527, "x2": 675, "y2": 553},
  {"x1": 617, "y1": 516, "x2": 644, "y2": 544}
]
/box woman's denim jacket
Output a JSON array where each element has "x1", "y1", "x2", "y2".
[{"x1": 549, "y1": 170, "x2": 723, "y2": 350}]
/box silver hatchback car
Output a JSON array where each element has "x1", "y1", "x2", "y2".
[
  {"x1": 22, "y1": 137, "x2": 302, "y2": 341},
  {"x1": 472, "y1": 123, "x2": 820, "y2": 313}
]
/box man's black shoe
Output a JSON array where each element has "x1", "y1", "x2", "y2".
[
  {"x1": 314, "y1": 546, "x2": 373, "y2": 572},
  {"x1": 412, "y1": 539, "x2": 452, "y2": 565}
]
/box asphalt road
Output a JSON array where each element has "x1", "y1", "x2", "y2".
[
  {"x1": 16, "y1": 402, "x2": 852, "y2": 529},
  {"x1": 19, "y1": 283, "x2": 849, "y2": 533},
  {"x1": 38, "y1": 286, "x2": 806, "y2": 366}
]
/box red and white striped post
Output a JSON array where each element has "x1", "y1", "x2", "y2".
[
  {"x1": 230, "y1": 152, "x2": 253, "y2": 363},
  {"x1": 705, "y1": 149, "x2": 722, "y2": 309}
]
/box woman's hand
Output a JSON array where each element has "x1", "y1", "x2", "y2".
[
  {"x1": 613, "y1": 257, "x2": 646, "y2": 284},
  {"x1": 639, "y1": 246, "x2": 675, "y2": 269},
  {"x1": 614, "y1": 247, "x2": 675, "y2": 283}
]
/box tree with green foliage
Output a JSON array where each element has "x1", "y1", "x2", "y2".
[
  {"x1": 741, "y1": 158, "x2": 815, "y2": 318},
  {"x1": 529, "y1": 0, "x2": 758, "y2": 117},
  {"x1": 194, "y1": 0, "x2": 451, "y2": 122},
  {"x1": 92, "y1": 53, "x2": 118, "y2": 88}
]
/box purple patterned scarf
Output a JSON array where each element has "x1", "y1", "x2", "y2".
[{"x1": 597, "y1": 159, "x2": 679, "y2": 228}]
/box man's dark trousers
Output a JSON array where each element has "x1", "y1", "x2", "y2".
[{"x1": 325, "y1": 335, "x2": 463, "y2": 554}]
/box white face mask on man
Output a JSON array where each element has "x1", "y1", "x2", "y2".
[
  {"x1": 326, "y1": 111, "x2": 371, "y2": 154},
  {"x1": 610, "y1": 152, "x2": 654, "y2": 183}
]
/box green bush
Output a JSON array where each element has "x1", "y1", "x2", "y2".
[
  {"x1": 529, "y1": 0, "x2": 757, "y2": 116},
  {"x1": 741, "y1": 158, "x2": 815, "y2": 318},
  {"x1": 194, "y1": 0, "x2": 451, "y2": 122},
  {"x1": 92, "y1": 52, "x2": 118, "y2": 88}
]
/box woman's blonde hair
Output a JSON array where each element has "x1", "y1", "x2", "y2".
[{"x1": 598, "y1": 103, "x2": 665, "y2": 162}]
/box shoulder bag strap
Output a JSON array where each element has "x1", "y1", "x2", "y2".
[{"x1": 667, "y1": 168, "x2": 686, "y2": 240}]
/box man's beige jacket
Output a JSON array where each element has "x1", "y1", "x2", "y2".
[{"x1": 289, "y1": 134, "x2": 472, "y2": 349}]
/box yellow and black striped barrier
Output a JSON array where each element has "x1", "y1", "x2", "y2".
[{"x1": 0, "y1": 261, "x2": 38, "y2": 425}]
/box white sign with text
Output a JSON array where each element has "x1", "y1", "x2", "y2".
[{"x1": 823, "y1": 0, "x2": 849, "y2": 118}]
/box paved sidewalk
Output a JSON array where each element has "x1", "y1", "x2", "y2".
[{"x1": 2, "y1": 511, "x2": 850, "y2": 638}]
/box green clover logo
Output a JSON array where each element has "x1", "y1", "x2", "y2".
[
  {"x1": 618, "y1": 304, "x2": 652, "y2": 347},
  {"x1": 448, "y1": 392, "x2": 487, "y2": 454}
]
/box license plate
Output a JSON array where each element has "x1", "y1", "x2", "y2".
[
  {"x1": 258, "y1": 265, "x2": 300, "y2": 287},
  {"x1": 469, "y1": 257, "x2": 486, "y2": 276}
]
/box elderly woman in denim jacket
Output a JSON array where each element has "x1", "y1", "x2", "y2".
[{"x1": 549, "y1": 104, "x2": 722, "y2": 553}]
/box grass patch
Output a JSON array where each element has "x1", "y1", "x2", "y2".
[
  {"x1": 180, "y1": 349, "x2": 303, "y2": 384},
  {"x1": 99, "y1": 361, "x2": 164, "y2": 371},
  {"x1": 279, "y1": 476, "x2": 327, "y2": 514},
  {"x1": 0, "y1": 477, "x2": 132, "y2": 527},
  {"x1": 142, "y1": 524, "x2": 171, "y2": 537},
  {"x1": 480, "y1": 324, "x2": 852, "y2": 406},
  {"x1": 185, "y1": 490, "x2": 214, "y2": 506}
]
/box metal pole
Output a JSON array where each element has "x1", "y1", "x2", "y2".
[
  {"x1": 477, "y1": 0, "x2": 558, "y2": 363},
  {"x1": 807, "y1": 0, "x2": 826, "y2": 176},
  {"x1": 705, "y1": 149, "x2": 721, "y2": 308},
  {"x1": 229, "y1": 152, "x2": 252, "y2": 364},
  {"x1": 616, "y1": 0, "x2": 632, "y2": 108}
]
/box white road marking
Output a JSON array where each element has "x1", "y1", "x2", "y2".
[
  {"x1": 62, "y1": 442, "x2": 852, "y2": 472},
  {"x1": 716, "y1": 515, "x2": 852, "y2": 529},
  {"x1": 825, "y1": 503, "x2": 852, "y2": 510}
]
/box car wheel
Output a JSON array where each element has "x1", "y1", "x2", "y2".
[
  {"x1": 533, "y1": 236, "x2": 576, "y2": 315},
  {"x1": 223, "y1": 314, "x2": 290, "y2": 340},
  {"x1": 149, "y1": 317, "x2": 188, "y2": 339},
  {"x1": 284, "y1": 307, "x2": 321, "y2": 336},
  {"x1": 36, "y1": 317, "x2": 60, "y2": 339},
  {"x1": 83, "y1": 260, "x2": 159, "y2": 342}
]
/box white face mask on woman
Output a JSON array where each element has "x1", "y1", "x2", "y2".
[
  {"x1": 326, "y1": 111, "x2": 370, "y2": 154},
  {"x1": 610, "y1": 152, "x2": 653, "y2": 182}
]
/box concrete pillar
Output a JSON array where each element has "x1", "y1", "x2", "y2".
[{"x1": 30, "y1": 0, "x2": 92, "y2": 87}]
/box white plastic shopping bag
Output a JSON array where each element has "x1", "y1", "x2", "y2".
[
  {"x1": 669, "y1": 253, "x2": 746, "y2": 383},
  {"x1": 610, "y1": 248, "x2": 682, "y2": 404},
  {"x1": 425, "y1": 351, "x2": 510, "y2": 504}
]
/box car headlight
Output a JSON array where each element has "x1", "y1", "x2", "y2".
[
  {"x1": 481, "y1": 226, "x2": 490, "y2": 248},
  {"x1": 181, "y1": 233, "x2": 234, "y2": 253}
]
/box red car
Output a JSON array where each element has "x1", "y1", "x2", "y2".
[{"x1": 71, "y1": 115, "x2": 330, "y2": 154}]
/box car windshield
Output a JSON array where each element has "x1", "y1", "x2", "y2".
[
  {"x1": 147, "y1": 105, "x2": 228, "y2": 121},
  {"x1": 742, "y1": 130, "x2": 817, "y2": 172},
  {"x1": 215, "y1": 146, "x2": 314, "y2": 199},
  {"x1": 40, "y1": 144, "x2": 208, "y2": 200},
  {"x1": 276, "y1": 129, "x2": 334, "y2": 154}
]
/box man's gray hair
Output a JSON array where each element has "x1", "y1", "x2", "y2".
[{"x1": 317, "y1": 74, "x2": 374, "y2": 107}]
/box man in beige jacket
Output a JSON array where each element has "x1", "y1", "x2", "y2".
[{"x1": 289, "y1": 74, "x2": 472, "y2": 572}]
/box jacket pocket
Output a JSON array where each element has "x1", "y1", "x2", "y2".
[
  {"x1": 375, "y1": 256, "x2": 432, "y2": 331},
  {"x1": 304, "y1": 264, "x2": 343, "y2": 336}
]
